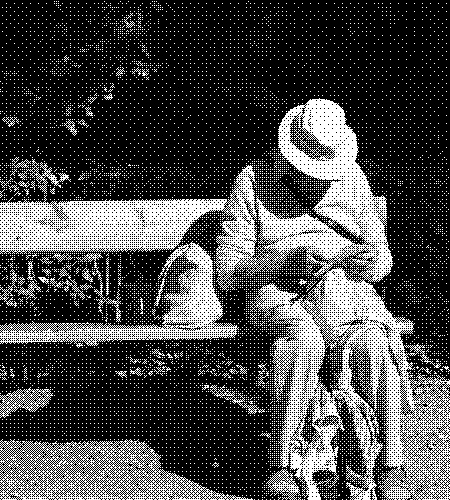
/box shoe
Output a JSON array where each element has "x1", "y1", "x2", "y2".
[
  {"x1": 375, "y1": 466, "x2": 412, "y2": 500},
  {"x1": 263, "y1": 468, "x2": 303, "y2": 499}
]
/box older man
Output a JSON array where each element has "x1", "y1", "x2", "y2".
[{"x1": 216, "y1": 100, "x2": 414, "y2": 499}]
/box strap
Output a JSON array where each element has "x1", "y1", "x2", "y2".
[{"x1": 307, "y1": 208, "x2": 365, "y2": 245}]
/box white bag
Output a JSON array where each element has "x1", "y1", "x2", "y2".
[{"x1": 152, "y1": 243, "x2": 223, "y2": 329}]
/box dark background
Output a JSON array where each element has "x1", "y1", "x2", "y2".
[{"x1": 0, "y1": 1, "x2": 447, "y2": 340}]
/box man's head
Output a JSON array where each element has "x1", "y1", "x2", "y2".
[
  {"x1": 278, "y1": 99, "x2": 357, "y2": 180},
  {"x1": 301, "y1": 99, "x2": 347, "y2": 152},
  {"x1": 290, "y1": 114, "x2": 336, "y2": 161}
]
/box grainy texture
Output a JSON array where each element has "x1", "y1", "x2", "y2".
[
  {"x1": 0, "y1": 440, "x2": 249, "y2": 499},
  {"x1": 0, "y1": 376, "x2": 449, "y2": 499},
  {"x1": 403, "y1": 377, "x2": 450, "y2": 500},
  {"x1": 0, "y1": 2, "x2": 446, "y2": 500}
]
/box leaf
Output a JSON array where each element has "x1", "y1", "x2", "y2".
[
  {"x1": 16, "y1": 160, "x2": 29, "y2": 170},
  {"x1": 28, "y1": 162, "x2": 41, "y2": 177},
  {"x1": 28, "y1": 281, "x2": 42, "y2": 293},
  {"x1": 154, "y1": 365, "x2": 171, "y2": 376},
  {"x1": 54, "y1": 253, "x2": 73, "y2": 262},
  {"x1": 15, "y1": 276, "x2": 26, "y2": 286},
  {"x1": 37, "y1": 181, "x2": 48, "y2": 195},
  {"x1": 69, "y1": 284, "x2": 86, "y2": 301},
  {"x1": 82, "y1": 268, "x2": 94, "y2": 282},
  {"x1": 17, "y1": 288, "x2": 36, "y2": 299},
  {"x1": 59, "y1": 267, "x2": 70, "y2": 278},
  {"x1": 82, "y1": 253, "x2": 102, "y2": 262}
]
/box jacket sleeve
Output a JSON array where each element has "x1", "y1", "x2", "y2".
[
  {"x1": 352, "y1": 168, "x2": 393, "y2": 282},
  {"x1": 215, "y1": 167, "x2": 258, "y2": 291}
]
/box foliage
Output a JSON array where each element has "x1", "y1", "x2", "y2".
[
  {"x1": 34, "y1": 253, "x2": 116, "y2": 310},
  {"x1": 0, "y1": 255, "x2": 40, "y2": 308},
  {"x1": 1, "y1": 2, "x2": 166, "y2": 141},
  {"x1": 0, "y1": 158, "x2": 70, "y2": 203},
  {"x1": 0, "y1": 156, "x2": 115, "y2": 314},
  {"x1": 0, "y1": 252, "x2": 116, "y2": 316},
  {"x1": 0, "y1": 2, "x2": 170, "y2": 318},
  {"x1": 118, "y1": 348, "x2": 186, "y2": 379},
  {"x1": 117, "y1": 345, "x2": 271, "y2": 393}
]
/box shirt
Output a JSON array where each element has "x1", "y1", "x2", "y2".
[
  {"x1": 216, "y1": 149, "x2": 392, "y2": 301},
  {"x1": 215, "y1": 148, "x2": 414, "y2": 414}
]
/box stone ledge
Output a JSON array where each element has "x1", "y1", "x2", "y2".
[{"x1": 0, "y1": 322, "x2": 238, "y2": 344}]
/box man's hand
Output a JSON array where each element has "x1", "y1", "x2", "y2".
[
  {"x1": 274, "y1": 246, "x2": 328, "y2": 292},
  {"x1": 331, "y1": 244, "x2": 380, "y2": 282},
  {"x1": 282, "y1": 247, "x2": 328, "y2": 278},
  {"x1": 305, "y1": 247, "x2": 329, "y2": 276}
]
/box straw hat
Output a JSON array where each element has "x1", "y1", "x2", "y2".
[{"x1": 278, "y1": 99, "x2": 358, "y2": 181}]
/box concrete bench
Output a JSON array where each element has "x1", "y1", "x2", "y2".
[
  {"x1": 0, "y1": 197, "x2": 412, "y2": 386},
  {"x1": 0, "y1": 199, "x2": 237, "y2": 346}
]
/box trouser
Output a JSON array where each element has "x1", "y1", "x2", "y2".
[{"x1": 263, "y1": 311, "x2": 404, "y2": 470}]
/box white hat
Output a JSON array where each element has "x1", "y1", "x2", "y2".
[{"x1": 278, "y1": 99, "x2": 358, "y2": 181}]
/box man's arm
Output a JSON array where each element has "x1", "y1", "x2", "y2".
[
  {"x1": 351, "y1": 170, "x2": 393, "y2": 282},
  {"x1": 216, "y1": 166, "x2": 286, "y2": 292},
  {"x1": 216, "y1": 167, "x2": 313, "y2": 292},
  {"x1": 215, "y1": 167, "x2": 258, "y2": 292}
]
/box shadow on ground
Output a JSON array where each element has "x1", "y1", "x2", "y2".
[
  {"x1": 0, "y1": 373, "x2": 269, "y2": 499},
  {"x1": 1, "y1": 360, "x2": 450, "y2": 500}
]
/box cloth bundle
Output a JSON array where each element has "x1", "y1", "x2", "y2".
[
  {"x1": 291, "y1": 322, "x2": 384, "y2": 500},
  {"x1": 152, "y1": 243, "x2": 223, "y2": 328}
]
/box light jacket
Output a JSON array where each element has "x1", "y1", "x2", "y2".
[{"x1": 215, "y1": 148, "x2": 414, "y2": 414}]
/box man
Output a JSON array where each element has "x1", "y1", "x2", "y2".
[{"x1": 215, "y1": 100, "x2": 414, "y2": 499}]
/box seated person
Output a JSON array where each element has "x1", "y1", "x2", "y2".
[{"x1": 215, "y1": 99, "x2": 414, "y2": 500}]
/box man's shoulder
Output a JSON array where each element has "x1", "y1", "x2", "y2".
[
  {"x1": 237, "y1": 151, "x2": 274, "y2": 182},
  {"x1": 232, "y1": 164, "x2": 255, "y2": 191},
  {"x1": 242, "y1": 148, "x2": 279, "y2": 180}
]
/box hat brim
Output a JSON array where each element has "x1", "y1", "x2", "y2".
[{"x1": 278, "y1": 104, "x2": 357, "y2": 181}]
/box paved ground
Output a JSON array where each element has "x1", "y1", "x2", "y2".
[
  {"x1": 0, "y1": 440, "x2": 249, "y2": 500},
  {"x1": 0, "y1": 374, "x2": 449, "y2": 499},
  {"x1": 403, "y1": 375, "x2": 450, "y2": 500}
]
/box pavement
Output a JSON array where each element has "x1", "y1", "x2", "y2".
[
  {"x1": 0, "y1": 374, "x2": 449, "y2": 499},
  {"x1": 402, "y1": 375, "x2": 450, "y2": 500}
]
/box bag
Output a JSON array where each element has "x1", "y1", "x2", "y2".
[{"x1": 152, "y1": 243, "x2": 223, "y2": 328}]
